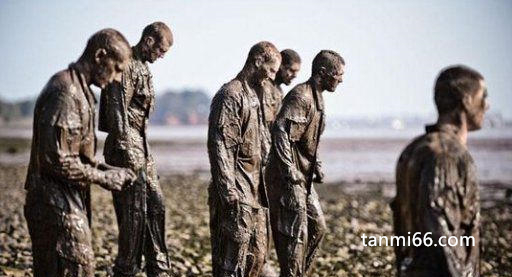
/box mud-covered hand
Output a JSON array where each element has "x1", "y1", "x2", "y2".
[
  {"x1": 312, "y1": 161, "x2": 324, "y2": 183},
  {"x1": 100, "y1": 168, "x2": 136, "y2": 191},
  {"x1": 222, "y1": 189, "x2": 239, "y2": 207},
  {"x1": 286, "y1": 167, "x2": 306, "y2": 185}
]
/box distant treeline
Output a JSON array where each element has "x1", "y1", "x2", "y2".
[
  {"x1": 1, "y1": 91, "x2": 509, "y2": 128},
  {"x1": 0, "y1": 89, "x2": 211, "y2": 126},
  {"x1": 151, "y1": 89, "x2": 210, "y2": 125},
  {"x1": 0, "y1": 99, "x2": 35, "y2": 123}
]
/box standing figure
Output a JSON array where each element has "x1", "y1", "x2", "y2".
[
  {"x1": 260, "y1": 49, "x2": 301, "y2": 131},
  {"x1": 207, "y1": 41, "x2": 281, "y2": 277},
  {"x1": 24, "y1": 29, "x2": 135, "y2": 277},
  {"x1": 265, "y1": 50, "x2": 345, "y2": 277},
  {"x1": 258, "y1": 49, "x2": 301, "y2": 277},
  {"x1": 99, "y1": 22, "x2": 173, "y2": 277},
  {"x1": 392, "y1": 65, "x2": 488, "y2": 277}
]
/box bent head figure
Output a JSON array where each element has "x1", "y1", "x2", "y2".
[
  {"x1": 277, "y1": 49, "x2": 301, "y2": 86},
  {"x1": 244, "y1": 41, "x2": 282, "y2": 83},
  {"x1": 434, "y1": 65, "x2": 489, "y2": 131},
  {"x1": 138, "y1": 21, "x2": 173, "y2": 63},
  {"x1": 79, "y1": 28, "x2": 132, "y2": 89},
  {"x1": 312, "y1": 50, "x2": 345, "y2": 92}
]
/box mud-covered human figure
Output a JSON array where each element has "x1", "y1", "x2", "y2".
[
  {"x1": 259, "y1": 49, "x2": 301, "y2": 131},
  {"x1": 208, "y1": 41, "x2": 281, "y2": 277},
  {"x1": 99, "y1": 22, "x2": 173, "y2": 277},
  {"x1": 258, "y1": 49, "x2": 301, "y2": 277},
  {"x1": 265, "y1": 50, "x2": 345, "y2": 276},
  {"x1": 391, "y1": 65, "x2": 488, "y2": 277},
  {"x1": 24, "y1": 29, "x2": 135, "y2": 277}
]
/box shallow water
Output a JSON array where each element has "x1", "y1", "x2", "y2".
[{"x1": 1, "y1": 125, "x2": 511, "y2": 183}]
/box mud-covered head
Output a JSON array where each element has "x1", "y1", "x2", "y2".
[
  {"x1": 138, "y1": 21, "x2": 173, "y2": 63},
  {"x1": 312, "y1": 50, "x2": 345, "y2": 92},
  {"x1": 434, "y1": 65, "x2": 489, "y2": 131},
  {"x1": 79, "y1": 28, "x2": 132, "y2": 89},
  {"x1": 244, "y1": 41, "x2": 282, "y2": 82},
  {"x1": 277, "y1": 49, "x2": 301, "y2": 86}
]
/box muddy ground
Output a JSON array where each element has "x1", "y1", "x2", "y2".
[{"x1": 0, "y1": 163, "x2": 510, "y2": 277}]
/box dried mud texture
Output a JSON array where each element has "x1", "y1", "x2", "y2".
[{"x1": 0, "y1": 163, "x2": 510, "y2": 277}]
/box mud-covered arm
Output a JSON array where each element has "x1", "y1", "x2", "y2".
[
  {"x1": 208, "y1": 92, "x2": 242, "y2": 204},
  {"x1": 273, "y1": 85, "x2": 284, "y2": 115},
  {"x1": 272, "y1": 93, "x2": 310, "y2": 183},
  {"x1": 38, "y1": 91, "x2": 129, "y2": 189},
  {"x1": 261, "y1": 115, "x2": 272, "y2": 166},
  {"x1": 313, "y1": 113, "x2": 326, "y2": 182},
  {"x1": 418, "y1": 154, "x2": 479, "y2": 270},
  {"x1": 313, "y1": 151, "x2": 324, "y2": 183},
  {"x1": 100, "y1": 66, "x2": 134, "y2": 143}
]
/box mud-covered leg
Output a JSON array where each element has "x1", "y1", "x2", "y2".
[
  {"x1": 112, "y1": 187, "x2": 144, "y2": 277},
  {"x1": 57, "y1": 257, "x2": 94, "y2": 277},
  {"x1": 25, "y1": 204, "x2": 60, "y2": 277},
  {"x1": 272, "y1": 228, "x2": 307, "y2": 277},
  {"x1": 304, "y1": 186, "x2": 326, "y2": 275},
  {"x1": 211, "y1": 199, "x2": 253, "y2": 277},
  {"x1": 26, "y1": 202, "x2": 96, "y2": 277},
  {"x1": 247, "y1": 208, "x2": 269, "y2": 277},
  {"x1": 270, "y1": 190, "x2": 308, "y2": 277},
  {"x1": 144, "y1": 156, "x2": 171, "y2": 277}
]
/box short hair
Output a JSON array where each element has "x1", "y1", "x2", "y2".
[
  {"x1": 434, "y1": 65, "x2": 484, "y2": 114},
  {"x1": 312, "y1": 50, "x2": 345, "y2": 75},
  {"x1": 81, "y1": 28, "x2": 131, "y2": 62},
  {"x1": 281, "y1": 49, "x2": 301, "y2": 66},
  {"x1": 141, "y1": 21, "x2": 173, "y2": 44},
  {"x1": 245, "y1": 41, "x2": 280, "y2": 67}
]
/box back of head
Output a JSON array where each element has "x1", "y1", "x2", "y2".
[
  {"x1": 80, "y1": 28, "x2": 131, "y2": 63},
  {"x1": 141, "y1": 21, "x2": 173, "y2": 44},
  {"x1": 245, "y1": 41, "x2": 280, "y2": 67},
  {"x1": 434, "y1": 65, "x2": 483, "y2": 115},
  {"x1": 311, "y1": 50, "x2": 345, "y2": 76},
  {"x1": 281, "y1": 49, "x2": 301, "y2": 66}
]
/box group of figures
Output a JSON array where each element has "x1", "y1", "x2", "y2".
[
  {"x1": 25, "y1": 23, "x2": 173, "y2": 277},
  {"x1": 207, "y1": 42, "x2": 344, "y2": 277},
  {"x1": 22, "y1": 20, "x2": 489, "y2": 277}
]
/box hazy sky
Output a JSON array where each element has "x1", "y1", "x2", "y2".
[{"x1": 1, "y1": 0, "x2": 511, "y2": 118}]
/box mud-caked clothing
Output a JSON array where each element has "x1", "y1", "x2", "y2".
[
  {"x1": 265, "y1": 79, "x2": 327, "y2": 277},
  {"x1": 208, "y1": 77, "x2": 270, "y2": 277},
  {"x1": 259, "y1": 79, "x2": 284, "y2": 131},
  {"x1": 100, "y1": 49, "x2": 170, "y2": 277},
  {"x1": 391, "y1": 124, "x2": 480, "y2": 277},
  {"x1": 24, "y1": 64, "x2": 111, "y2": 277}
]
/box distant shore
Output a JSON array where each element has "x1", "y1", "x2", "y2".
[{"x1": 2, "y1": 125, "x2": 511, "y2": 183}]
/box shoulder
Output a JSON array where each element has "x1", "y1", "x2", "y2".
[
  {"x1": 131, "y1": 57, "x2": 141, "y2": 72},
  {"x1": 47, "y1": 69, "x2": 73, "y2": 92},
  {"x1": 282, "y1": 82, "x2": 312, "y2": 109},
  {"x1": 399, "y1": 131, "x2": 471, "y2": 170},
  {"x1": 427, "y1": 131, "x2": 469, "y2": 161},
  {"x1": 39, "y1": 69, "x2": 81, "y2": 104},
  {"x1": 213, "y1": 79, "x2": 243, "y2": 106},
  {"x1": 36, "y1": 69, "x2": 83, "y2": 127}
]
